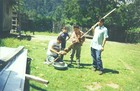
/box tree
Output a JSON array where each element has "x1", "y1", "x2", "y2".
[{"x1": 15, "y1": 0, "x2": 139, "y2": 33}]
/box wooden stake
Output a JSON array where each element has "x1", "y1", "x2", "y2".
[{"x1": 25, "y1": 74, "x2": 49, "y2": 85}]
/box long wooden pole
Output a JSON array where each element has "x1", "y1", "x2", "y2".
[
  {"x1": 49, "y1": 8, "x2": 117, "y2": 63},
  {"x1": 25, "y1": 74, "x2": 49, "y2": 85},
  {"x1": 81, "y1": 8, "x2": 116, "y2": 38}
]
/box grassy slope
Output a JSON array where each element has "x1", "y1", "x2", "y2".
[{"x1": 0, "y1": 34, "x2": 140, "y2": 91}]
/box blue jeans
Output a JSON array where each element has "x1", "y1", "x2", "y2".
[
  {"x1": 61, "y1": 40, "x2": 66, "y2": 50},
  {"x1": 91, "y1": 47, "x2": 103, "y2": 71},
  {"x1": 61, "y1": 41, "x2": 66, "y2": 60}
]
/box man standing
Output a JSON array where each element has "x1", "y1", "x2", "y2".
[
  {"x1": 58, "y1": 27, "x2": 70, "y2": 50},
  {"x1": 58, "y1": 27, "x2": 70, "y2": 60},
  {"x1": 91, "y1": 19, "x2": 108, "y2": 75},
  {"x1": 70, "y1": 25, "x2": 85, "y2": 68}
]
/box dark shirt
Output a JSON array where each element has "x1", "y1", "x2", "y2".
[{"x1": 60, "y1": 32, "x2": 69, "y2": 41}]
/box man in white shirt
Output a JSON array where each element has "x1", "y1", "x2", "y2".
[
  {"x1": 91, "y1": 18, "x2": 109, "y2": 75},
  {"x1": 46, "y1": 36, "x2": 67, "y2": 64}
]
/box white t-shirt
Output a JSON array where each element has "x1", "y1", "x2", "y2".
[
  {"x1": 91, "y1": 25, "x2": 109, "y2": 50},
  {"x1": 47, "y1": 40, "x2": 61, "y2": 56}
]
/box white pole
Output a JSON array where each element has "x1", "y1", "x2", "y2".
[
  {"x1": 25, "y1": 74, "x2": 49, "y2": 85},
  {"x1": 81, "y1": 8, "x2": 117, "y2": 38}
]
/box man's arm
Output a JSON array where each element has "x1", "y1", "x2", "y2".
[
  {"x1": 101, "y1": 38, "x2": 107, "y2": 51},
  {"x1": 50, "y1": 47, "x2": 60, "y2": 54},
  {"x1": 91, "y1": 22, "x2": 99, "y2": 35},
  {"x1": 50, "y1": 46, "x2": 67, "y2": 55},
  {"x1": 66, "y1": 33, "x2": 70, "y2": 41}
]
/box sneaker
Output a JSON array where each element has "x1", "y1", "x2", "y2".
[
  {"x1": 99, "y1": 70, "x2": 103, "y2": 75},
  {"x1": 68, "y1": 60, "x2": 72, "y2": 67},
  {"x1": 44, "y1": 61, "x2": 49, "y2": 64},
  {"x1": 44, "y1": 59, "x2": 51, "y2": 65},
  {"x1": 70, "y1": 59, "x2": 73, "y2": 64},
  {"x1": 77, "y1": 63, "x2": 80, "y2": 68},
  {"x1": 92, "y1": 67, "x2": 97, "y2": 71}
]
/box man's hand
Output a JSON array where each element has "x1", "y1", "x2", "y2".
[
  {"x1": 92, "y1": 26, "x2": 95, "y2": 29},
  {"x1": 64, "y1": 48, "x2": 68, "y2": 52},
  {"x1": 59, "y1": 51, "x2": 67, "y2": 55},
  {"x1": 101, "y1": 47, "x2": 104, "y2": 52},
  {"x1": 72, "y1": 39, "x2": 79, "y2": 43}
]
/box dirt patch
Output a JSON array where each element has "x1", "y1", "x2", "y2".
[
  {"x1": 106, "y1": 82, "x2": 119, "y2": 89},
  {"x1": 31, "y1": 35, "x2": 57, "y2": 42},
  {"x1": 119, "y1": 58, "x2": 134, "y2": 73},
  {"x1": 85, "y1": 82, "x2": 102, "y2": 91}
]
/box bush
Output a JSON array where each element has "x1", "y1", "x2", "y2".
[
  {"x1": 125, "y1": 28, "x2": 140, "y2": 43},
  {"x1": 127, "y1": 28, "x2": 140, "y2": 33}
]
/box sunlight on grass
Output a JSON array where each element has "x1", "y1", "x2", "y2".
[
  {"x1": 0, "y1": 34, "x2": 140, "y2": 91},
  {"x1": 21, "y1": 31, "x2": 58, "y2": 36}
]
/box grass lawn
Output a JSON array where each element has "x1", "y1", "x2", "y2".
[{"x1": 0, "y1": 33, "x2": 140, "y2": 91}]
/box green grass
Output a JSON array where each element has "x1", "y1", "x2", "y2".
[
  {"x1": 20, "y1": 31, "x2": 58, "y2": 36},
  {"x1": 0, "y1": 33, "x2": 140, "y2": 91},
  {"x1": 127, "y1": 28, "x2": 140, "y2": 33}
]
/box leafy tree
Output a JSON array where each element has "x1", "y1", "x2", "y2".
[{"x1": 14, "y1": 0, "x2": 139, "y2": 36}]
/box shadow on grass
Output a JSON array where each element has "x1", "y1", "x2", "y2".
[
  {"x1": 67, "y1": 62, "x2": 92, "y2": 69},
  {"x1": 29, "y1": 84, "x2": 47, "y2": 91},
  {"x1": 80, "y1": 63, "x2": 92, "y2": 67},
  {"x1": 79, "y1": 63, "x2": 92, "y2": 69},
  {"x1": 67, "y1": 62, "x2": 120, "y2": 74},
  {"x1": 24, "y1": 58, "x2": 32, "y2": 91},
  {"x1": 0, "y1": 33, "x2": 32, "y2": 41},
  {"x1": 54, "y1": 66, "x2": 68, "y2": 71},
  {"x1": 103, "y1": 68, "x2": 119, "y2": 74}
]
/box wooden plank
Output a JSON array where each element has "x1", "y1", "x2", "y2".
[
  {"x1": 3, "y1": 49, "x2": 27, "y2": 91},
  {"x1": 0, "y1": 48, "x2": 16, "y2": 89},
  {"x1": 25, "y1": 74, "x2": 49, "y2": 85},
  {"x1": 0, "y1": 49, "x2": 27, "y2": 91},
  {"x1": 0, "y1": 47, "x2": 15, "y2": 71},
  {"x1": 0, "y1": 46, "x2": 24, "y2": 62},
  {"x1": 0, "y1": 46, "x2": 24, "y2": 70},
  {"x1": 0, "y1": 47, "x2": 15, "y2": 60}
]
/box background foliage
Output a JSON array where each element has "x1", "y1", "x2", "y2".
[
  {"x1": 0, "y1": 34, "x2": 140, "y2": 91},
  {"x1": 14, "y1": 0, "x2": 140, "y2": 42}
]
